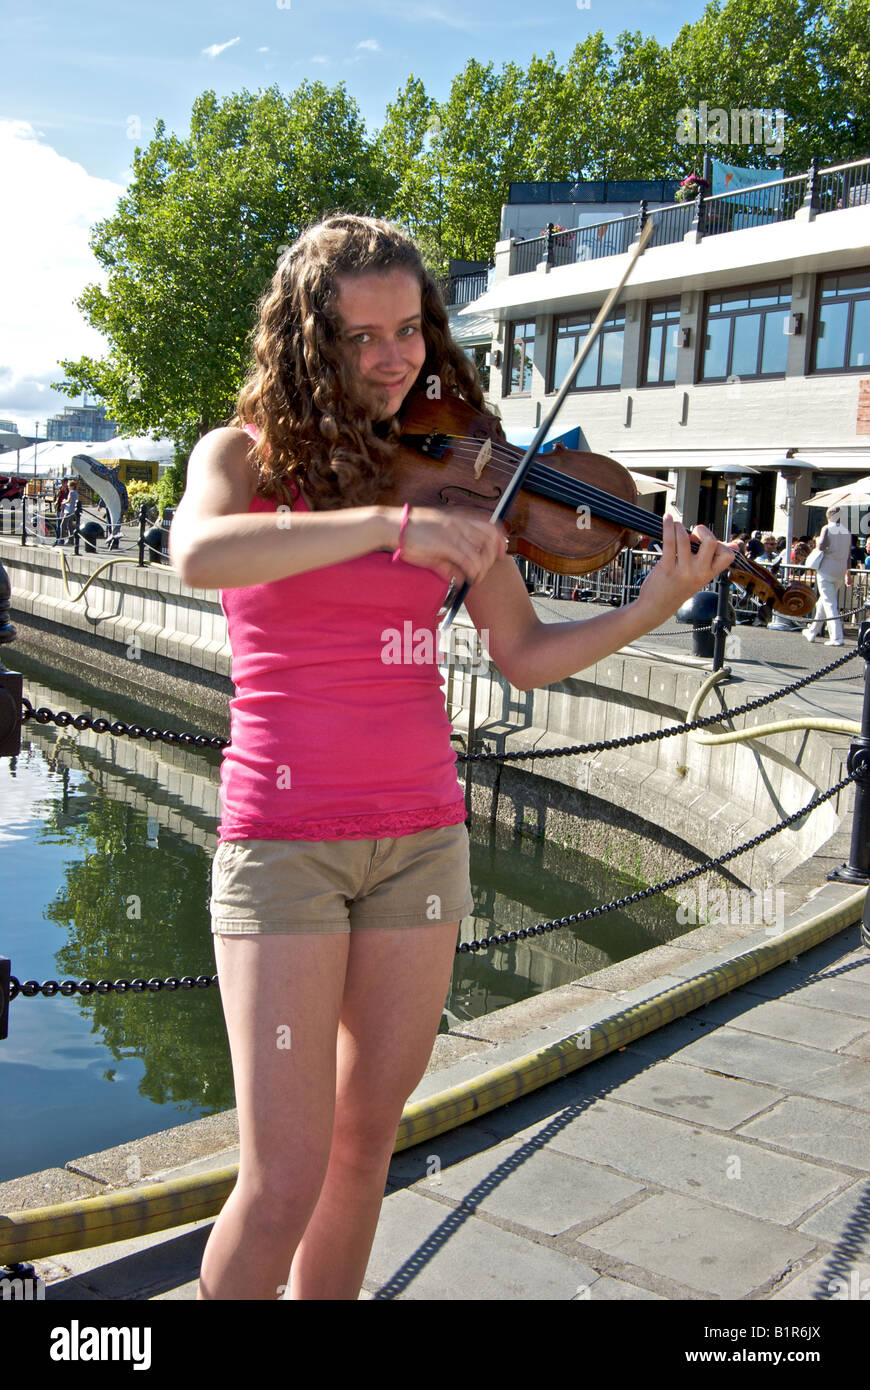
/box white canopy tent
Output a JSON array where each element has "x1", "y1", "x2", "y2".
[{"x1": 0, "y1": 434, "x2": 178, "y2": 479}]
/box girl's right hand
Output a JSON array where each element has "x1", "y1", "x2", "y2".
[{"x1": 388, "y1": 504, "x2": 510, "y2": 588}]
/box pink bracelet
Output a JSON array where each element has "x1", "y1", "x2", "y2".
[{"x1": 391, "y1": 503, "x2": 411, "y2": 563}]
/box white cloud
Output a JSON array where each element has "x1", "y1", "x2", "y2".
[
  {"x1": 0, "y1": 122, "x2": 124, "y2": 432},
  {"x1": 258, "y1": 46, "x2": 270, "y2": 53},
  {"x1": 311, "y1": 55, "x2": 330, "y2": 65},
  {"x1": 356, "y1": 39, "x2": 381, "y2": 51},
  {"x1": 202, "y1": 37, "x2": 241, "y2": 59}
]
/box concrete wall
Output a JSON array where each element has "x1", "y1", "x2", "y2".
[{"x1": 2, "y1": 540, "x2": 852, "y2": 894}]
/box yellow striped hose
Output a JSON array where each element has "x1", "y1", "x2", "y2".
[
  {"x1": 58, "y1": 550, "x2": 143, "y2": 603},
  {"x1": 2, "y1": 885, "x2": 865, "y2": 1265},
  {"x1": 685, "y1": 667, "x2": 861, "y2": 743}
]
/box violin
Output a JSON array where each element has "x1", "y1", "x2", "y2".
[{"x1": 379, "y1": 389, "x2": 816, "y2": 620}]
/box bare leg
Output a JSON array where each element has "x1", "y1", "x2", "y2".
[
  {"x1": 287, "y1": 919, "x2": 460, "y2": 1300},
  {"x1": 197, "y1": 930, "x2": 350, "y2": 1300}
]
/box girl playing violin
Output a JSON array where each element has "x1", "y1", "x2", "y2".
[{"x1": 169, "y1": 213, "x2": 734, "y2": 1302}]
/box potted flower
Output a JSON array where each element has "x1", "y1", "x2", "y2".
[
  {"x1": 674, "y1": 173, "x2": 710, "y2": 203},
  {"x1": 542, "y1": 222, "x2": 573, "y2": 262}
]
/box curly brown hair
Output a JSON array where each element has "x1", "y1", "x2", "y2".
[{"x1": 228, "y1": 213, "x2": 499, "y2": 510}]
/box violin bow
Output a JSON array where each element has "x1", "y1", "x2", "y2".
[{"x1": 441, "y1": 215, "x2": 655, "y2": 631}]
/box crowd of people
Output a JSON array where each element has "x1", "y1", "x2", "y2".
[
  {"x1": 727, "y1": 523, "x2": 869, "y2": 571},
  {"x1": 728, "y1": 505, "x2": 863, "y2": 646}
]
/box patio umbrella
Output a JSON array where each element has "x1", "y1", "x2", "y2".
[
  {"x1": 627, "y1": 472, "x2": 675, "y2": 496},
  {"x1": 802, "y1": 477, "x2": 870, "y2": 509}
]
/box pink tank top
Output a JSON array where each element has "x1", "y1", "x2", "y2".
[{"x1": 216, "y1": 424, "x2": 467, "y2": 841}]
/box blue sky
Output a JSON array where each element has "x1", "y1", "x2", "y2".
[{"x1": 1, "y1": 0, "x2": 709, "y2": 436}]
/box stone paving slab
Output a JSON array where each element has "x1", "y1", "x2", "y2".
[
  {"x1": 577, "y1": 1192, "x2": 819, "y2": 1300},
  {"x1": 739, "y1": 1097, "x2": 870, "y2": 1172},
  {"x1": 34, "y1": 1222, "x2": 212, "y2": 1301},
  {"x1": 361, "y1": 1188, "x2": 600, "y2": 1300},
  {"x1": 576, "y1": 1275, "x2": 666, "y2": 1300},
  {"x1": 692, "y1": 994, "x2": 869, "y2": 1051},
  {"x1": 482, "y1": 1094, "x2": 848, "y2": 1225},
  {"x1": 769, "y1": 1256, "x2": 870, "y2": 1301},
  {"x1": 642, "y1": 1027, "x2": 870, "y2": 1112},
  {"x1": 596, "y1": 1058, "x2": 785, "y2": 1130},
  {"x1": 796, "y1": 1176, "x2": 870, "y2": 1252},
  {"x1": 841, "y1": 1029, "x2": 870, "y2": 1060},
  {"x1": 408, "y1": 1141, "x2": 646, "y2": 1237},
  {"x1": 740, "y1": 971, "x2": 870, "y2": 1015}
]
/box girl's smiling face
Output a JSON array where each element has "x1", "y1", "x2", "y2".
[{"x1": 334, "y1": 269, "x2": 428, "y2": 420}]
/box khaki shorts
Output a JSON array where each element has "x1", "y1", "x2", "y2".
[{"x1": 210, "y1": 821, "x2": 475, "y2": 935}]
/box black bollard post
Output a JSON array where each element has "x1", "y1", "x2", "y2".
[
  {"x1": 676, "y1": 590, "x2": 720, "y2": 660},
  {"x1": 0, "y1": 561, "x2": 22, "y2": 758},
  {"x1": 0, "y1": 1263, "x2": 44, "y2": 1299},
  {"x1": 73, "y1": 499, "x2": 82, "y2": 556},
  {"x1": 0, "y1": 954, "x2": 9, "y2": 1041},
  {"x1": 138, "y1": 503, "x2": 147, "y2": 567},
  {"x1": 711, "y1": 570, "x2": 732, "y2": 672},
  {"x1": 828, "y1": 620, "x2": 870, "y2": 887}
]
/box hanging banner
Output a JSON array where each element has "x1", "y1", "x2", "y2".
[{"x1": 711, "y1": 158, "x2": 786, "y2": 229}]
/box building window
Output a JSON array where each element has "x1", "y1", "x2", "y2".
[
  {"x1": 506, "y1": 319, "x2": 535, "y2": 394},
  {"x1": 700, "y1": 281, "x2": 790, "y2": 381},
  {"x1": 550, "y1": 306, "x2": 625, "y2": 391},
  {"x1": 465, "y1": 343, "x2": 491, "y2": 386},
  {"x1": 812, "y1": 269, "x2": 870, "y2": 372},
  {"x1": 643, "y1": 298, "x2": 681, "y2": 385}
]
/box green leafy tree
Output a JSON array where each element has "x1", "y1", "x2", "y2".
[
  {"x1": 671, "y1": 0, "x2": 870, "y2": 171},
  {"x1": 374, "y1": 76, "x2": 440, "y2": 265},
  {"x1": 54, "y1": 84, "x2": 392, "y2": 464}
]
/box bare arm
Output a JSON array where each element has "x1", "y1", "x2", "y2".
[
  {"x1": 465, "y1": 517, "x2": 734, "y2": 691},
  {"x1": 168, "y1": 428, "x2": 396, "y2": 590}
]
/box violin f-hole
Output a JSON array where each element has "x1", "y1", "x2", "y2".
[{"x1": 440, "y1": 484, "x2": 503, "y2": 506}]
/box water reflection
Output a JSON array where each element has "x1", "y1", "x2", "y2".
[{"x1": 0, "y1": 656, "x2": 684, "y2": 1181}]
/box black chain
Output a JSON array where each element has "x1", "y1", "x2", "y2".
[
  {"x1": 456, "y1": 769, "x2": 859, "y2": 953},
  {"x1": 653, "y1": 623, "x2": 714, "y2": 635},
  {"x1": 19, "y1": 644, "x2": 860, "y2": 769},
  {"x1": 8, "y1": 974, "x2": 217, "y2": 1002},
  {"x1": 20, "y1": 698, "x2": 228, "y2": 750},
  {"x1": 8, "y1": 643, "x2": 863, "y2": 992},
  {"x1": 7, "y1": 769, "x2": 858, "y2": 993}
]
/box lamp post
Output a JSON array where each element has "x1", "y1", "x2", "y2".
[{"x1": 753, "y1": 453, "x2": 821, "y2": 629}]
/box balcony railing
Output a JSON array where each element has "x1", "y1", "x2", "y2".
[
  {"x1": 817, "y1": 158, "x2": 870, "y2": 213},
  {"x1": 440, "y1": 269, "x2": 490, "y2": 306},
  {"x1": 506, "y1": 155, "x2": 870, "y2": 278}
]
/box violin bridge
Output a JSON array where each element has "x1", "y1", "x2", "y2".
[{"x1": 473, "y1": 437, "x2": 492, "y2": 480}]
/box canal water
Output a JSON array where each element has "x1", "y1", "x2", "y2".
[{"x1": 0, "y1": 654, "x2": 688, "y2": 1184}]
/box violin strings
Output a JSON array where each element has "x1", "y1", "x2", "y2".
[{"x1": 442, "y1": 436, "x2": 777, "y2": 589}]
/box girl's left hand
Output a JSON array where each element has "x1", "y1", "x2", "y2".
[{"x1": 634, "y1": 515, "x2": 734, "y2": 626}]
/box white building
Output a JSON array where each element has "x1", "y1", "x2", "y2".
[{"x1": 450, "y1": 158, "x2": 870, "y2": 555}]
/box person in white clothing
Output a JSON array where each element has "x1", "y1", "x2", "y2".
[{"x1": 803, "y1": 507, "x2": 853, "y2": 645}]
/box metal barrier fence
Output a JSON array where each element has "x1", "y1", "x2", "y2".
[
  {"x1": 522, "y1": 551, "x2": 870, "y2": 629},
  {"x1": 0, "y1": 499, "x2": 172, "y2": 565}
]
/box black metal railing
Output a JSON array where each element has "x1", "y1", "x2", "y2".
[
  {"x1": 818, "y1": 158, "x2": 870, "y2": 213},
  {"x1": 507, "y1": 156, "x2": 870, "y2": 278},
  {"x1": 702, "y1": 174, "x2": 806, "y2": 236},
  {"x1": 441, "y1": 270, "x2": 490, "y2": 306}
]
